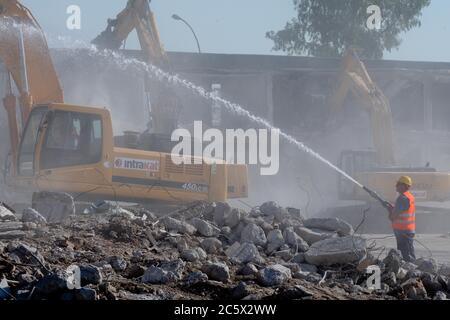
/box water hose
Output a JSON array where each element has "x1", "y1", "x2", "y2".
[{"x1": 362, "y1": 185, "x2": 393, "y2": 211}]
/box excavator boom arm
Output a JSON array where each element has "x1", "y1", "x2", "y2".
[
  {"x1": 0, "y1": 0, "x2": 63, "y2": 105},
  {"x1": 329, "y1": 50, "x2": 395, "y2": 166},
  {"x1": 92, "y1": 0, "x2": 167, "y2": 66}
]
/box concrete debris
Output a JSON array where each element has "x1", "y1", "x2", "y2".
[
  {"x1": 213, "y1": 202, "x2": 231, "y2": 227},
  {"x1": 225, "y1": 208, "x2": 244, "y2": 229},
  {"x1": 202, "y1": 261, "x2": 230, "y2": 282},
  {"x1": 161, "y1": 217, "x2": 196, "y2": 235},
  {"x1": 303, "y1": 218, "x2": 354, "y2": 236},
  {"x1": 231, "y1": 281, "x2": 249, "y2": 299},
  {"x1": 8, "y1": 242, "x2": 46, "y2": 266},
  {"x1": 433, "y1": 291, "x2": 448, "y2": 300},
  {"x1": 183, "y1": 271, "x2": 208, "y2": 286},
  {"x1": 266, "y1": 229, "x2": 285, "y2": 253},
  {"x1": 35, "y1": 271, "x2": 69, "y2": 295},
  {"x1": 159, "y1": 259, "x2": 185, "y2": 280},
  {"x1": 258, "y1": 264, "x2": 292, "y2": 287},
  {"x1": 292, "y1": 253, "x2": 306, "y2": 264},
  {"x1": 0, "y1": 229, "x2": 27, "y2": 240},
  {"x1": 283, "y1": 227, "x2": 309, "y2": 252},
  {"x1": 180, "y1": 247, "x2": 207, "y2": 262},
  {"x1": 401, "y1": 278, "x2": 428, "y2": 300},
  {"x1": 74, "y1": 287, "x2": 97, "y2": 301},
  {"x1": 438, "y1": 264, "x2": 450, "y2": 277},
  {"x1": 421, "y1": 273, "x2": 444, "y2": 297},
  {"x1": 0, "y1": 203, "x2": 16, "y2": 222},
  {"x1": 32, "y1": 191, "x2": 75, "y2": 223},
  {"x1": 259, "y1": 201, "x2": 288, "y2": 222},
  {"x1": 241, "y1": 223, "x2": 267, "y2": 247},
  {"x1": 295, "y1": 226, "x2": 337, "y2": 245},
  {"x1": 79, "y1": 265, "x2": 103, "y2": 286},
  {"x1": 22, "y1": 208, "x2": 47, "y2": 225},
  {"x1": 304, "y1": 236, "x2": 366, "y2": 266},
  {"x1": 383, "y1": 249, "x2": 402, "y2": 274},
  {"x1": 1, "y1": 200, "x2": 449, "y2": 300},
  {"x1": 109, "y1": 256, "x2": 128, "y2": 272},
  {"x1": 227, "y1": 242, "x2": 264, "y2": 265},
  {"x1": 298, "y1": 263, "x2": 318, "y2": 274},
  {"x1": 416, "y1": 258, "x2": 438, "y2": 274},
  {"x1": 190, "y1": 218, "x2": 220, "y2": 237},
  {"x1": 142, "y1": 266, "x2": 177, "y2": 284},
  {"x1": 237, "y1": 263, "x2": 258, "y2": 276},
  {"x1": 200, "y1": 238, "x2": 222, "y2": 254}
]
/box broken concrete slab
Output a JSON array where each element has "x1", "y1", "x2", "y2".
[
  {"x1": 80, "y1": 265, "x2": 103, "y2": 286},
  {"x1": 108, "y1": 256, "x2": 128, "y2": 272},
  {"x1": 8, "y1": 242, "x2": 46, "y2": 266},
  {"x1": 0, "y1": 221, "x2": 23, "y2": 232},
  {"x1": 225, "y1": 208, "x2": 243, "y2": 229},
  {"x1": 22, "y1": 208, "x2": 47, "y2": 225},
  {"x1": 183, "y1": 271, "x2": 208, "y2": 286},
  {"x1": 0, "y1": 222, "x2": 26, "y2": 240},
  {"x1": 295, "y1": 226, "x2": 337, "y2": 245},
  {"x1": 202, "y1": 261, "x2": 230, "y2": 282},
  {"x1": 0, "y1": 230, "x2": 27, "y2": 240},
  {"x1": 200, "y1": 238, "x2": 222, "y2": 254},
  {"x1": 416, "y1": 258, "x2": 438, "y2": 274},
  {"x1": 266, "y1": 229, "x2": 285, "y2": 254},
  {"x1": 35, "y1": 271, "x2": 69, "y2": 295},
  {"x1": 383, "y1": 249, "x2": 402, "y2": 275},
  {"x1": 283, "y1": 227, "x2": 309, "y2": 252},
  {"x1": 190, "y1": 218, "x2": 220, "y2": 237},
  {"x1": 213, "y1": 202, "x2": 231, "y2": 227},
  {"x1": 237, "y1": 263, "x2": 258, "y2": 276},
  {"x1": 161, "y1": 217, "x2": 196, "y2": 235},
  {"x1": 0, "y1": 203, "x2": 16, "y2": 222},
  {"x1": 259, "y1": 201, "x2": 288, "y2": 222},
  {"x1": 241, "y1": 223, "x2": 267, "y2": 246},
  {"x1": 438, "y1": 264, "x2": 450, "y2": 277},
  {"x1": 304, "y1": 236, "x2": 366, "y2": 266},
  {"x1": 258, "y1": 264, "x2": 292, "y2": 287},
  {"x1": 303, "y1": 217, "x2": 354, "y2": 236},
  {"x1": 142, "y1": 266, "x2": 177, "y2": 284},
  {"x1": 227, "y1": 242, "x2": 264, "y2": 265},
  {"x1": 32, "y1": 191, "x2": 75, "y2": 223},
  {"x1": 181, "y1": 247, "x2": 207, "y2": 262},
  {"x1": 159, "y1": 259, "x2": 185, "y2": 280}
]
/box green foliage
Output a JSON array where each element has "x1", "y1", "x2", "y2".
[{"x1": 266, "y1": 0, "x2": 431, "y2": 59}]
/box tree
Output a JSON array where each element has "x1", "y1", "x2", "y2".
[{"x1": 266, "y1": 0, "x2": 431, "y2": 59}]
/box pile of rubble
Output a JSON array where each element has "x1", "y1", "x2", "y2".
[{"x1": 1, "y1": 197, "x2": 450, "y2": 300}]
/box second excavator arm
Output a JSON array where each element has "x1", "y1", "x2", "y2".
[
  {"x1": 329, "y1": 49, "x2": 396, "y2": 167},
  {"x1": 92, "y1": 0, "x2": 167, "y2": 67},
  {"x1": 92, "y1": 0, "x2": 179, "y2": 134}
]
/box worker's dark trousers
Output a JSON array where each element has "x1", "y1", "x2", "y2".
[{"x1": 394, "y1": 230, "x2": 416, "y2": 262}]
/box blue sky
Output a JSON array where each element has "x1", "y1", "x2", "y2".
[{"x1": 21, "y1": 0, "x2": 450, "y2": 62}]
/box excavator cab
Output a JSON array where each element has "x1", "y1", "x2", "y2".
[{"x1": 18, "y1": 106, "x2": 104, "y2": 176}]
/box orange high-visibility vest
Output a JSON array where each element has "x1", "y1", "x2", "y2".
[{"x1": 392, "y1": 191, "x2": 416, "y2": 232}]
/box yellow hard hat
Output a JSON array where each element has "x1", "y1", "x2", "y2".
[{"x1": 397, "y1": 176, "x2": 412, "y2": 187}]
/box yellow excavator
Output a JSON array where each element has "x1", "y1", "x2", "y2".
[
  {"x1": 0, "y1": 0, "x2": 248, "y2": 203},
  {"x1": 330, "y1": 49, "x2": 450, "y2": 205}
]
